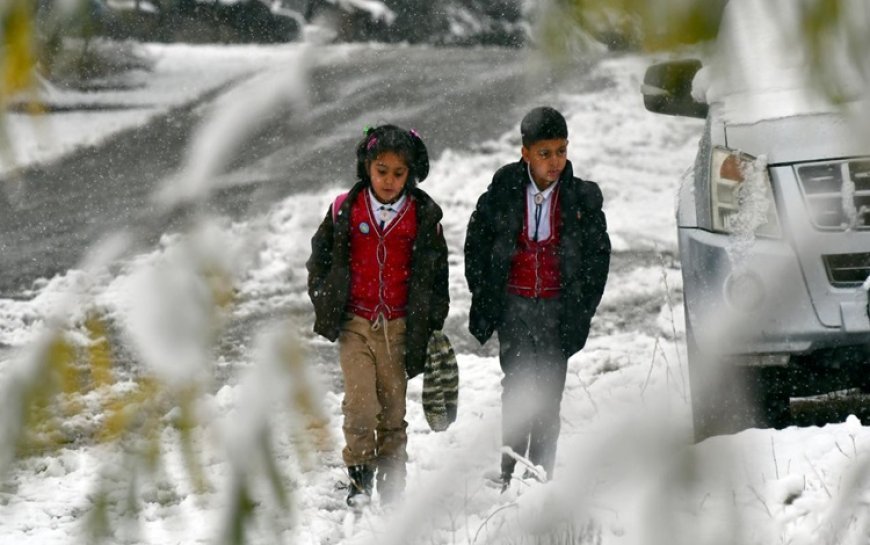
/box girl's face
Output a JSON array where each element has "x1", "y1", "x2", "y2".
[{"x1": 368, "y1": 151, "x2": 410, "y2": 204}]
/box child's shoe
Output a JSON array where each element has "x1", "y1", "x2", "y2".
[
  {"x1": 376, "y1": 460, "x2": 406, "y2": 505},
  {"x1": 346, "y1": 465, "x2": 374, "y2": 507}
]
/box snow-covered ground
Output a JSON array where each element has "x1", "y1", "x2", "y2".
[{"x1": 2, "y1": 42, "x2": 870, "y2": 545}]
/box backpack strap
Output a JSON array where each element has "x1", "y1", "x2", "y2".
[{"x1": 331, "y1": 191, "x2": 350, "y2": 223}]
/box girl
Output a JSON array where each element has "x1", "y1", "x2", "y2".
[{"x1": 306, "y1": 125, "x2": 449, "y2": 506}]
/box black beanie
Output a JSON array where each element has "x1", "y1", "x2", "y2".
[{"x1": 520, "y1": 107, "x2": 568, "y2": 147}]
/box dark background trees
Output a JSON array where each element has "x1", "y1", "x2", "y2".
[{"x1": 37, "y1": 0, "x2": 529, "y2": 47}]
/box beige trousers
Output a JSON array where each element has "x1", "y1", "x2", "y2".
[{"x1": 339, "y1": 314, "x2": 408, "y2": 467}]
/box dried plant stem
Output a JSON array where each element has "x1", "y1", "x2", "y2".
[
  {"x1": 748, "y1": 484, "x2": 773, "y2": 519},
  {"x1": 640, "y1": 337, "x2": 659, "y2": 399},
  {"x1": 804, "y1": 455, "x2": 833, "y2": 499},
  {"x1": 472, "y1": 503, "x2": 519, "y2": 545},
  {"x1": 658, "y1": 252, "x2": 687, "y2": 396},
  {"x1": 771, "y1": 437, "x2": 780, "y2": 479}
]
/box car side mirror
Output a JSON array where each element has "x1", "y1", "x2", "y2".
[{"x1": 641, "y1": 59, "x2": 708, "y2": 119}]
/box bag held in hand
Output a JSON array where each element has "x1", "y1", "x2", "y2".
[{"x1": 422, "y1": 330, "x2": 459, "y2": 432}]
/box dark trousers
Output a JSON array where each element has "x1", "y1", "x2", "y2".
[{"x1": 497, "y1": 294, "x2": 567, "y2": 479}]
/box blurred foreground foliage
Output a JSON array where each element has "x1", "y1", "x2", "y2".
[
  {"x1": 1, "y1": 0, "x2": 149, "y2": 185},
  {"x1": 2, "y1": 0, "x2": 150, "y2": 95},
  {"x1": 540, "y1": 0, "x2": 868, "y2": 62},
  {"x1": 3, "y1": 257, "x2": 332, "y2": 544},
  {"x1": 800, "y1": 0, "x2": 870, "y2": 102},
  {"x1": 1, "y1": 0, "x2": 36, "y2": 99}
]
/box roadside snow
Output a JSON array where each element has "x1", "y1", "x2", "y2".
[{"x1": 0, "y1": 43, "x2": 309, "y2": 177}]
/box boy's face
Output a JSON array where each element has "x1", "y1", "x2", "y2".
[
  {"x1": 522, "y1": 138, "x2": 568, "y2": 190},
  {"x1": 368, "y1": 151, "x2": 410, "y2": 204}
]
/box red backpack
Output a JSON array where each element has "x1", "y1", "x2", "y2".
[{"x1": 331, "y1": 191, "x2": 349, "y2": 223}]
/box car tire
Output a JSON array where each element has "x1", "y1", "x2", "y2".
[{"x1": 687, "y1": 328, "x2": 790, "y2": 442}]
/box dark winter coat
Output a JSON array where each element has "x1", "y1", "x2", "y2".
[
  {"x1": 464, "y1": 159, "x2": 611, "y2": 358},
  {"x1": 307, "y1": 181, "x2": 450, "y2": 379}
]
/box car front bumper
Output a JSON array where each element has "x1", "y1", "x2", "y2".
[{"x1": 679, "y1": 227, "x2": 870, "y2": 356}]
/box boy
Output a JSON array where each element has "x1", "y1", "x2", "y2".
[{"x1": 464, "y1": 106, "x2": 610, "y2": 489}]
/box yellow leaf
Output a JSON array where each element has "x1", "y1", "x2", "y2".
[
  {"x1": 85, "y1": 314, "x2": 115, "y2": 390},
  {"x1": 2, "y1": 0, "x2": 36, "y2": 97},
  {"x1": 550, "y1": 0, "x2": 724, "y2": 55},
  {"x1": 99, "y1": 377, "x2": 159, "y2": 442}
]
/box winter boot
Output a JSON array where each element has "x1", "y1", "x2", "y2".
[
  {"x1": 346, "y1": 465, "x2": 374, "y2": 507},
  {"x1": 521, "y1": 468, "x2": 546, "y2": 483},
  {"x1": 500, "y1": 471, "x2": 512, "y2": 493},
  {"x1": 376, "y1": 459, "x2": 406, "y2": 505}
]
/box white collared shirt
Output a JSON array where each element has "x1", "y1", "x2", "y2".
[
  {"x1": 368, "y1": 189, "x2": 407, "y2": 230},
  {"x1": 526, "y1": 165, "x2": 558, "y2": 241}
]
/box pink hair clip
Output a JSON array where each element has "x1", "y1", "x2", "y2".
[
  {"x1": 409, "y1": 128, "x2": 420, "y2": 139},
  {"x1": 366, "y1": 136, "x2": 378, "y2": 150}
]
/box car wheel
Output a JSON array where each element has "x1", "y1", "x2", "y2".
[{"x1": 687, "y1": 328, "x2": 790, "y2": 442}]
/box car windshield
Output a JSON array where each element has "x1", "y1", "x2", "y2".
[{"x1": 697, "y1": 0, "x2": 868, "y2": 124}]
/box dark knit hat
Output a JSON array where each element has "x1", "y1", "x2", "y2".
[{"x1": 520, "y1": 106, "x2": 568, "y2": 147}]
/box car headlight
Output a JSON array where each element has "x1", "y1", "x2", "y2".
[{"x1": 711, "y1": 147, "x2": 781, "y2": 238}]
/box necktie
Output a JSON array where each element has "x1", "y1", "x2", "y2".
[
  {"x1": 533, "y1": 193, "x2": 544, "y2": 241},
  {"x1": 378, "y1": 205, "x2": 393, "y2": 230}
]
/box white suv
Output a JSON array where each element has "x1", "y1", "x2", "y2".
[{"x1": 642, "y1": 0, "x2": 870, "y2": 440}]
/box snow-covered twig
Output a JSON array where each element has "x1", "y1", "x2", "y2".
[{"x1": 500, "y1": 447, "x2": 547, "y2": 483}]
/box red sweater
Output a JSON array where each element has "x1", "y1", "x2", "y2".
[
  {"x1": 507, "y1": 189, "x2": 562, "y2": 299},
  {"x1": 346, "y1": 192, "x2": 418, "y2": 320}
]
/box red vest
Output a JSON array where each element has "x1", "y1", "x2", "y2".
[
  {"x1": 346, "y1": 191, "x2": 418, "y2": 320},
  {"x1": 507, "y1": 188, "x2": 562, "y2": 299}
]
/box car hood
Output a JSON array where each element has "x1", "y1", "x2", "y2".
[{"x1": 724, "y1": 112, "x2": 868, "y2": 165}]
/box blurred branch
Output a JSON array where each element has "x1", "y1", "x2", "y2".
[
  {"x1": 1, "y1": 0, "x2": 36, "y2": 99},
  {"x1": 1, "y1": 0, "x2": 37, "y2": 177},
  {"x1": 801, "y1": 0, "x2": 870, "y2": 102},
  {"x1": 544, "y1": 0, "x2": 869, "y2": 66},
  {"x1": 534, "y1": 0, "x2": 725, "y2": 55}
]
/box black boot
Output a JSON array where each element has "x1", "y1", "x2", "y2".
[
  {"x1": 376, "y1": 459, "x2": 406, "y2": 505},
  {"x1": 346, "y1": 465, "x2": 374, "y2": 507},
  {"x1": 500, "y1": 471, "x2": 512, "y2": 493},
  {"x1": 500, "y1": 454, "x2": 516, "y2": 493}
]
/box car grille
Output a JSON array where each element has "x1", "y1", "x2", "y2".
[
  {"x1": 823, "y1": 252, "x2": 870, "y2": 286},
  {"x1": 796, "y1": 159, "x2": 870, "y2": 230}
]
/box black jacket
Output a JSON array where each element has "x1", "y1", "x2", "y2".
[
  {"x1": 464, "y1": 159, "x2": 610, "y2": 358},
  {"x1": 307, "y1": 181, "x2": 450, "y2": 378}
]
